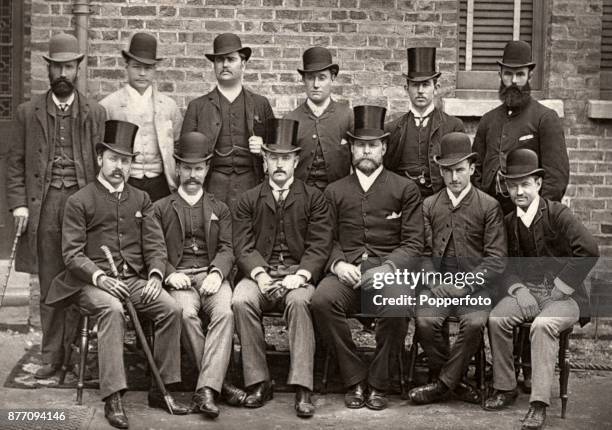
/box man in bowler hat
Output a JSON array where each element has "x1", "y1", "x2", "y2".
[
  {"x1": 7, "y1": 33, "x2": 106, "y2": 379},
  {"x1": 232, "y1": 118, "x2": 333, "y2": 417}
]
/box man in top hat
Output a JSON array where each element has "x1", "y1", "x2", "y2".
[
  {"x1": 153, "y1": 132, "x2": 246, "y2": 418},
  {"x1": 100, "y1": 32, "x2": 182, "y2": 202},
  {"x1": 181, "y1": 33, "x2": 275, "y2": 211},
  {"x1": 284, "y1": 47, "x2": 353, "y2": 191},
  {"x1": 484, "y1": 148, "x2": 598, "y2": 430},
  {"x1": 473, "y1": 41, "x2": 569, "y2": 215},
  {"x1": 7, "y1": 32, "x2": 106, "y2": 379},
  {"x1": 47, "y1": 120, "x2": 189, "y2": 429},
  {"x1": 407, "y1": 132, "x2": 507, "y2": 405},
  {"x1": 311, "y1": 106, "x2": 424, "y2": 411},
  {"x1": 231, "y1": 118, "x2": 333, "y2": 417},
  {"x1": 384, "y1": 47, "x2": 464, "y2": 199}
]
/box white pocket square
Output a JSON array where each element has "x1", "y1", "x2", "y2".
[
  {"x1": 519, "y1": 134, "x2": 534, "y2": 141},
  {"x1": 135, "y1": 211, "x2": 143, "y2": 218},
  {"x1": 340, "y1": 138, "x2": 348, "y2": 145},
  {"x1": 386, "y1": 211, "x2": 401, "y2": 219},
  {"x1": 211, "y1": 213, "x2": 219, "y2": 221}
]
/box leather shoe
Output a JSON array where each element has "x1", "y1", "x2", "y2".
[
  {"x1": 221, "y1": 382, "x2": 247, "y2": 406},
  {"x1": 294, "y1": 386, "x2": 315, "y2": 418},
  {"x1": 35, "y1": 363, "x2": 59, "y2": 379},
  {"x1": 244, "y1": 381, "x2": 273, "y2": 408},
  {"x1": 521, "y1": 402, "x2": 547, "y2": 430},
  {"x1": 192, "y1": 387, "x2": 219, "y2": 418},
  {"x1": 483, "y1": 388, "x2": 518, "y2": 411},
  {"x1": 365, "y1": 387, "x2": 388, "y2": 410},
  {"x1": 344, "y1": 381, "x2": 367, "y2": 409},
  {"x1": 148, "y1": 389, "x2": 190, "y2": 415},
  {"x1": 453, "y1": 380, "x2": 481, "y2": 404},
  {"x1": 104, "y1": 392, "x2": 129, "y2": 429},
  {"x1": 408, "y1": 380, "x2": 449, "y2": 405}
]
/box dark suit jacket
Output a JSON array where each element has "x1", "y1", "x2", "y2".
[
  {"x1": 154, "y1": 191, "x2": 234, "y2": 279},
  {"x1": 233, "y1": 179, "x2": 333, "y2": 283}
]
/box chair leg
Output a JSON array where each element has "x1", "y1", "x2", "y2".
[
  {"x1": 477, "y1": 335, "x2": 486, "y2": 407},
  {"x1": 559, "y1": 329, "x2": 571, "y2": 419},
  {"x1": 407, "y1": 335, "x2": 419, "y2": 389},
  {"x1": 76, "y1": 315, "x2": 89, "y2": 406},
  {"x1": 321, "y1": 350, "x2": 331, "y2": 395},
  {"x1": 398, "y1": 347, "x2": 407, "y2": 398},
  {"x1": 59, "y1": 318, "x2": 81, "y2": 385},
  {"x1": 143, "y1": 320, "x2": 154, "y2": 381}
]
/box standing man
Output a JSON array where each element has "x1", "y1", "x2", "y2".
[
  {"x1": 7, "y1": 33, "x2": 106, "y2": 379},
  {"x1": 181, "y1": 33, "x2": 275, "y2": 211},
  {"x1": 384, "y1": 47, "x2": 464, "y2": 199},
  {"x1": 154, "y1": 132, "x2": 246, "y2": 419},
  {"x1": 484, "y1": 149, "x2": 598, "y2": 430},
  {"x1": 473, "y1": 41, "x2": 569, "y2": 214},
  {"x1": 47, "y1": 120, "x2": 188, "y2": 429},
  {"x1": 407, "y1": 132, "x2": 507, "y2": 405},
  {"x1": 311, "y1": 106, "x2": 424, "y2": 411},
  {"x1": 100, "y1": 32, "x2": 182, "y2": 201},
  {"x1": 232, "y1": 119, "x2": 332, "y2": 418},
  {"x1": 284, "y1": 47, "x2": 353, "y2": 191}
]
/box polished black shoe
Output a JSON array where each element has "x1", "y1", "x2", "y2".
[
  {"x1": 148, "y1": 389, "x2": 190, "y2": 415},
  {"x1": 221, "y1": 382, "x2": 247, "y2": 406},
  {"x1": 365, "y1": 387, "x2": 388, "y2": 410},
  {"x1": 453, "y1": 380, "x2": 481, "y2": 404},
  {"x1": 521, "y1": 402, "x2": 547, "y2": 430},
  {"x1": 244, "y1": 381, "x2": 273, "y2": 408},
  {"x1": 294, "y1": 386, "x2": 315, "y2": 418},
  {"x1": 35, "y1": 363, "x2": 60, "y2": 379},
  {"x1": 104, "y1": 392, "x2": 129, "y2": 429},
  {"x1": 408, "y1": 380, "x2": 450, "y2": 405},
  {"x1": 192, "y1": 387, "x2": 219, "y2": 418},
  {"x1": 483, "y1": 388, "x2": 519, "y2": 411},
  {"x1": 344, "y1": 381, "x2": 367, "y2": 409}
]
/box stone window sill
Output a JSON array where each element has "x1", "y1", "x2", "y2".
[
  {"x1": 587, "y1": 100, "x2": 612, "y2": 119},
  {"x1": 442, "y1": 98, "x2": 565, "y2": 119}
]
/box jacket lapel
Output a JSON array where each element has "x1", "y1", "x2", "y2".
[
  {"x1": 428, "y1": 107, "x2": 441, "y2": 141},
  {"x1": 34, "y1": 94, "x2": 49, "y2": 146},
  {"x1": 283, "y1": 182, "x2": 299, "y2": 210},
  {"x1": 170, "y1": 196, "x2": 186, "y2": 241},
  {"x1": 202, "y1": 194, "x2": 217, "y2": 257},
  {"x1": 261, "y1": 181, "x2": 277, "y2": 213},
  {"x1": 244, "y1": 88, "x2": 254, "y2": 135}
]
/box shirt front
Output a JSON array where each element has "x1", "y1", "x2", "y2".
[
  {"x1": 446, "y1": 183, "x2": 472, "y2": 208},
  {"x1": 306, "y1": 97, "x2": 331, "y2": 118},
  {"x1": 52, "y1": 92, "x2": 75, "y2": 111},
  {"x1": 355, "y1": 165, "x2": 383, "y2": 192},
  {"x1": 516, "y1": 194, "x2": 540, "y2": 228}
]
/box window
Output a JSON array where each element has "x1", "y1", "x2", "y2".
[{"x1": 601, "y1": 0, "x2": 612, "y2": 99}]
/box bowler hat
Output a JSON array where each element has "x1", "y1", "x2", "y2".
[
  {"x1": 174, "y1": 132, "x2": 214, "y2": 163},
  {"x1": 262, "y1": 119, "x2": 301, "y2": 154},
  {"x1": 347, "y1": 106, "x2": 390, "y2": 141},
  {"x1": 497, "y1": 40, "x2": 535, "y2": 69},
  {"x1": 96, "y1": 120, "x2": 139, "y2": 157},
  {"x1": 43, "y1": 33, "x2": 84, "y2": 63},
  {"x1": 297, "y1": 47, "x2": 339, "y2": 76},
  {"x1": 433, "y1": 132, "x2": 478, "y2": 166},
  {"x1": 403, "y1": 47, "x2": 441, "y2": 82},
  {"x1": 499, "y1": 148, "x2": 545, "y2": 179},
  {"x1": 122, "y1": 32, "x2": 163, "y2": 65},
  {"x1": 205, "y1": 33, "x2": 252, "y2": 62}
]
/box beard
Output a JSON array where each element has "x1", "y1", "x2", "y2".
[
  {"x1": 49, "y1": 74, "x2": 76, "y2": 98},
  {"x1": 499, "y1": 81, "x2": 531, "y2": 110},
  {"x1": 354, "y1": 156, "x2": 382, "y2": 176}
]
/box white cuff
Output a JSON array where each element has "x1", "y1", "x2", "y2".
[
  {"x1": 508, "y1": 283, "x2": 527, "y2": 297},
  {"x1": 251, "y1": 266, "x2": 266, "y2": 281},
  {"x1": 296, "y1": 269, "x2": 311, "y2": 282},
  {"x1": 149, "y1": 269, "x2": 163, "y2": 280},
  {"x1": 554, "y1": 277, "x2": 575, "y2": 295},
  {"x1": 92, "y1": 270, "x2": 105, "y2": 287},
  {"x1": 330, "y1": 259, "x2": 342, "y2": 276},
  {"x1": 209, "y1": 267, "x2": 223, "y2": 281}
]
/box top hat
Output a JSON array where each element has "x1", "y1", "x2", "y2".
[
  {"x1": 205, "y1": 33, "x2": 252, "y2": 62},
  {"x1": 43, "y1": 33, "x2": 84, "y2": 63},
  {"x1": 499, "y1": 148, "x2": 545, "y2": 179},
  {"x1": 497, "y1": 40, "x2": 535, "y2": 69},
  {"x1": 347, "y1": 106, "x2": 390, "y2": 141},
  {"x1": 96, "y1": 120, "x2": 139, "y2": 157},
  {"x1": 297, "y1": 47, "x2": 339, "y2": 76},
  {"x1": 174, "y1": 132, "x2": 214, "y2": 163},
  {"x1": 403, "y1": 47, "x2": 441, "y2": 82},
  {"x1": 122, "y1": 32, "x2": 163, "y2": 65},
  {"x1": 433, "y1": 132, "x2": 478, "y2": 166},
  {"x1": 262, "y1": 119, "x2": 301, "y2": 154}
]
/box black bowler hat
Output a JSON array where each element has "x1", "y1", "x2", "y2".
[
  {"x1": 433, "y1": 132, "x2": 478, "y2": 167},
  {"x1": 122, "y1": 32, "x2": 163, "y2": 65},
  {"x1": 497, "y1": 40, "x2": 535, "y2": 70},
  {"x1": 403, "y1": 47, "x2": 441, "y2": 82},
  {"x1": 96, "y1": 120, "x2": 139, "y2": 157},
  {"x1": 297, "y1": 47, "x2": 339, "y2": 76},
  {"x1": 347, "y1": 106, "x2": 390, "y2": 141},
  {"x1": 174, "y1": 132, "x2": 214, "y2": 163},
  {"x1": 499, "y1": 148, "x2": 545, "y2": 179},
  {"x1": 205, "y1": 33, "x2": 252, "y2": 62},
  {"x1": 262, "y1": 119, "x2": 301, "y2": 154}
]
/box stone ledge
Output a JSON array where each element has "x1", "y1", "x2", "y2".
[
  {"x1": 587, "y1": 100, "x2": 612, "y2": 119},
  {"x1": 442, "y1": 98, "x2": 565, "y2": 118}
]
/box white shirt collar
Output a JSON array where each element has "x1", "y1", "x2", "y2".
[
  {"x1": 355, "y1": 165, "x2": 384, "y2": 192},
  {"x1": 306, "y1": 97, "x2": 331, "y2": 117},
  {"x1": 446, "y1": 183, "x2": 472, "y2": 208},
  {"x1": 217, "y1": 85, "x2": 243, "y2": 103},
  {"x1": 126, "y1": 84, "x2": 152, "y2": 100},
  {"x1": 412, "y1": 103, "x2": 435, "y2": 127},
  {"x1": 97, "y1": 173, "x2": 125, "y2": 193},
  {"x1": 52, "y1": 91, "x2": 75, "y2": 110},
  {"x1": 269, "y1": 176, "x2": 294, "y2": 200},
  {"x1": 517, "y1": 195, "x2": 541, "y2": 228},
  {"x1": 178, "y1": 186, "x2": 204, "y2": 207}
]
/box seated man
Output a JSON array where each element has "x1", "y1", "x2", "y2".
[
  {"x1": 154, "y1": 132, "x2": 246, "y2": 419},
  {"x1": 46, "y1": 120, "x2": 188, "y2": 429},
  {"x1": 231, "y1": 118, "x2": 333, "y2": 418},
  {"x1": 485, "y1": 149, "x2": 599, "y2": 430},
  {"x1": 311, "y1": 105, "x2": 424, "y2": 411},
  {"x1": 408, "y1": 132, "x2": 507, "y2": 405}
]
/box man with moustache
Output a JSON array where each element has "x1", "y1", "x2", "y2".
[
  {"x1": 7, "y1": 33, "x2": 106, "y2": 379},
  {"x1": 311, "y1": 106, "x2": 424, "y2": 411},
  {"x1": 181, "y1": 33, "x2": 274, "y2": 211},
  {"x1": 284, "y1": 47, "x2": 353, "y2": 191},
  {"x1": 101, "y1": 32, "x2": 182, "y2": 201},
  {"x1": 232, "y1": 119, "x2": 332, "y2": 418}
]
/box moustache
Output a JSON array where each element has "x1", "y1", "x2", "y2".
[
  {"x1": 111, "y1": 169, "x2": 124, "y2": 177},
  {"x1": 273, "y1": 169, "x2": 286, "y2": 174},
  {"x1": 185, "y1": 178, "x2": 202, "y2": 185},
  {"x1": 50, "y1": 76, "x2": 75, "y2": 98}
]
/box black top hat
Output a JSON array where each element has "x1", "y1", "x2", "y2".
[
  {"x1": 122, "y1": 32, "x2": 163, "y2": 65},
  {"x1": 497, "y1": 40, "x2": 535, "y2": 69},
  {"x1": 499, "y1": 148, "x2": 545, "y2": 179},
  {"x1": 347, "y1": 106, "x2": 390, "y2": 141},
  {"x1": 433, "y1": 132, "x2": 478, "y2": 167},
  {"x1": 174, "y1": 132, "x2": 214, "y2": 163},
  {"x1": 262, "y1": 119, "x2": 301, "y2": 154},
  {"x1": 205, "y1": 33, "x2": 252, "y2": 62},
  {"x1": 297, "y1": 47, "x2": 339, "y2": 76},
  {"x1": 403, "y1": 47, "x2": 441, "y2": 82},
  {"x1": 96, "y1": 120, "x2": 139, "y2": 157},
  {"x1": 43, "y1": 33, "x2": 84, "y2": 63}
]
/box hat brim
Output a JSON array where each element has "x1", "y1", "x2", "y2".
[
  {"x1": 499, "y1": 168, "x2": 545, "y2": 179},
  {"x1": 433, "y1": 152, "x2": 478, "y2": 167},
  {"x1": 497, "y1": 60, "x2": 536, "y2": 70},
  {"x1": 43, "y1": 53, "x2": 84, "y2": 63},
  {"x1": 205, "y1": 47, "x2": 252, "y2": 62},
  {"x1": 95, "y1": 142, "x2": 137, "y2": 157},
  {"x1": 261, "y1": 145, "x2": 301, "y2": 154},
  {"x1": 174, "y1": 153, "x2": 213, "y2": 163},
  {"x1": 402, "y1": 72, "x2": 441, "y2": 82},
  {"x1": 346, "y1": 131, "x2": 390, "y2": 141},
  {"x1": 298, "y1": 64, "x2": 340, "y2": 75},
  {"x1": 122, "y1": 50, "x2": 162, "y2": 65}
]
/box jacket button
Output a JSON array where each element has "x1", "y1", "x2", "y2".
[{"x1": 312, "y1": 134, "x2": 317, "y2": 139}]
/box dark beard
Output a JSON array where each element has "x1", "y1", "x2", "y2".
[
  {"x1": 354, "y1": 157, "x2": 381, "y2": 176},
  {"x1": 499, "y1": 81, "x2": 531, "y2": 110},
  {"x1": 49, "y1": 75, "x2": 76, "y2": 98}
]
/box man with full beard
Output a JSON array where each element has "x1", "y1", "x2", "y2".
[
  {"x1": 7, "y1": 33, "x2": 106, "y2": 379},
  {"x1": 473, "y1": 41, "x2": 569, "y2": 215}
]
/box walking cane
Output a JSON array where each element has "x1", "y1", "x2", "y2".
[
  {"x1": 0, "y1": 218, "x2": 24, "y2": 308},
  {"x1": 100, "y1": 245, "x2": 174, "y2": 414}
]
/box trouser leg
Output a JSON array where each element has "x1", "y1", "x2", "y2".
[
  {"x1": 368, "y1": 316, "x2": 409, "y2": 391},
  {"x1": 284, "y1": 285, "x2": 315, "y2": 390}
]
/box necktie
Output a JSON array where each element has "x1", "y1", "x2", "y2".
[
  {"x1": 114, "y1": 191, "x2": 121, "y2": 200},
  {"x1": 277, "y1": 189, "x2": 287, "y2": 205},
  {"x1": 60, "y1": 104, "x2": 67, "y2": 112}
]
